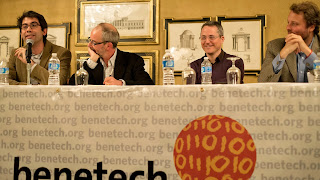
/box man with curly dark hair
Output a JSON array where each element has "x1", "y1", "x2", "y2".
[
  {"x1": 258, "y1": 1, "x2": 320, "y2": 82},
  {"x1": 9, "y1": 11, "x2": 71, "y2": 85}
]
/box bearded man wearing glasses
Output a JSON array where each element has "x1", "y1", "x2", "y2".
[
  {"x1": 191, "y1": 21, "x2": 244, "y2": 84},
  {"x1": 69, "y1": 23, "x2": 154, "y2": 85},
  {"x1": 8, "y1": 11, "x2": 71, "y2": 85}
]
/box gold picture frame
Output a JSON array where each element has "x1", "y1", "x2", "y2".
[
  {"x1": 0, "y1": 26, "x2": 21, "y2": 60},
  {"x1": 164, "y1": 17, "x2": 212, "y2": 75},
  {"x1": 217, "y1": 15, "x2": 266, "y2": 75},
  {"x1": 75, "y1": 0, "x2": 159, "y2": 46},
  {"x1": 47, "y1": 22, "x2": 71, "y2": 49},
  {"x1": 75, "y1": 50, "x2": 159, "y2": 84}
]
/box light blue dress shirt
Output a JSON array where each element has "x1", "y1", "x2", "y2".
[{"x1": 272, "y1": 36, "x2": 317, "y2": 82}]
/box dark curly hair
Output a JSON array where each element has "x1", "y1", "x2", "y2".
[{"x1": 17, "y1": 11, "x2": 48, "y2": 42}]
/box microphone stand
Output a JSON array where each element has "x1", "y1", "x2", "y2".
[
  {"x1": 26, "y1": 57, "x2": 31, "y2": 85},
  {"x1": 26, "y1": 40, "x2": 33, "y2": 85}
]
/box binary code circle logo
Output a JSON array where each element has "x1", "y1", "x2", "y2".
[{"x1": 173, "y1": 115, "x2": 256, "y2": 179}]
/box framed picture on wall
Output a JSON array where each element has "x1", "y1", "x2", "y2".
[
  {"x1": 217, "y1": 15, "x2": 266, "y2": 75},
  {"x1": 47, "y1": 23, "x2": 71, "y2": 49},
  {"x1": 0, "y1": 26, "x2": 21, "y2": 60},
  {"x1": 164, "y1": 17, "x2": 212, "y2": 74},
  {"x1": 75, "y1": 50, "x2": 159, "y2": 84},
  {"x1": 76, "y1": 0, "x2": 159, "y2": 46}
]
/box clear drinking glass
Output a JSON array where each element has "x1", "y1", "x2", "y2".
[
  {"x1": 226, "y1": 57, "x2": 241, "y2": 84},
  {"x1": 182, "y1": 55, "x2": 196, "y2": 85},
  {"x1": 75, "y1": 59, "x2": 89, "y2": 85}
]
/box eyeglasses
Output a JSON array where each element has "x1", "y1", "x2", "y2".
[
  {"x1": 21, "y1": 22, "x2": 40, "y2": 30},
  {"x1": 199, "y1": 35, "x2": 220, "y2": 41},
  {"x1": 87, "y1": 37, "x2": 109, "y2": 46}
]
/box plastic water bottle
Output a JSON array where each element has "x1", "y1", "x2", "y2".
[
  {"x1": 0, "y1": 58, "x2": 9, "y2": 85},
  {"x1": 162, "y1": 49, "x2": 175, "y2": 85},
  {"x1": 201, "y1": 57, "x2": 212, "y2": 84},
  {"x1": 48, "y1": 53, "x2": 60, "y2": 85},
  {"x1": 313, "y1": 52, "x2": 320, "y2": 83}
]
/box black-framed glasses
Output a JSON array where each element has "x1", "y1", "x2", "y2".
[
  {"x1": 21, "y1": 22, "x2": 40, "y2": 30},
  {"x1": 87, "y1": 37, "x2": 108, "y2": 46}
]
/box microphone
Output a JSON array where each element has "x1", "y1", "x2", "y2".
[{"x1": 26, "y1": 39, "x2": 34, "y2": 63}]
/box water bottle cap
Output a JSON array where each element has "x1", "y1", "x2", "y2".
[
  {"x1": 204, "y1": 57, "x2": 209, "y2": 60},
  {"x1": 52, "y1": 53, "x2": 57, "y2": 57}
]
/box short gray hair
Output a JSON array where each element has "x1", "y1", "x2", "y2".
[
  {"x1": 98, "y1": 23, "x2": 120, "y2": 48},
  {"x1": 201, "y1": 21, "x2": 224, "y2": 36}
]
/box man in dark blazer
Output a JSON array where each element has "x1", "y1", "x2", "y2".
[
  {"x1": 258, "y1": 1, "x2": 320, "y2": 82},
  {"x1": 69, "y1": 23, "x2": 154, "y2": 85}
]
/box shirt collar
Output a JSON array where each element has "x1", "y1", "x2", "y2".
[
  {"x1": 108, "y1": 48, "x2": 117, "y2": 67},
  {"x1": 100, "y1": 48, "x2": 117, "y2": 67},
  {"x1": 100, "y1": 48, "x2": 117, "y2": 78},
  {"x1": 309, "y1": 36, "x2": 315, "y2": 49},
  {"x1": 216, "y1": 49, "x2": 225, "y2": 62},
  {"x1": 32, "y1": 51, "x2": 43, "y2": 60}
]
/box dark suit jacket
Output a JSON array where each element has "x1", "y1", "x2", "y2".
[
  {"x1": 258, "y1": 35, "x2": 320, "y2": 82},
  {"x1": 69, "y1": 49, "x2": 154, "y2": 85}
]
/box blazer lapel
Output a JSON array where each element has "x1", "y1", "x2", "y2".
[
  {"x1": 286, "y1": 53, "x2": 297, "y2": 82},
  {"x1": 39, "y1": 41, "x2": 52, "y2": 69},
  {"x1": 312, "y1": 35, "x2": 320, "y2": 54},
  {"x1": 114, "y1": 50, "x2": 126, "y2": 79}
]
